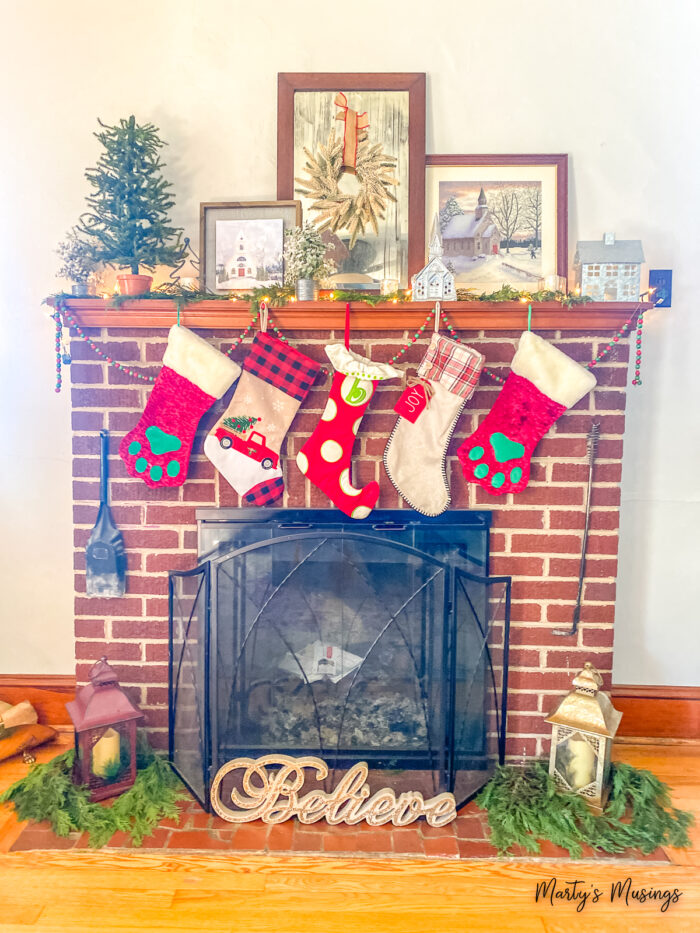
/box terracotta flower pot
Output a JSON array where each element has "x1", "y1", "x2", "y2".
[{"x1": 116, "y1": 273, "x2": 153, "y2": 296}]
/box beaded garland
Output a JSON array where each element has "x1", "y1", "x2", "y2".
[
  {"x1": 438, "y1": 307, "x2": 645, "y2": 387},
  {"x1": 269, "y1": 306, "x2": 645, "y2": 386},
  {"x1": 52, "y1": 296, "x2": 258, "y2": 394},
  {"x1": 53, "y1": 310, "x2": 64, "y2": 393},
  {"x1": 51, "y1": 298, "x2": 644, "y2": 394}
]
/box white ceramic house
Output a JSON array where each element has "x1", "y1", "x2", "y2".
[
  {"x1": 573, "y1": 233, "x2": 644, "y2": 302},
  {"x1": 411, "y1": 216, "x2": 457, "y2": 301}
]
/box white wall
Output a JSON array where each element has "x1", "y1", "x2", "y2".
[{"x1": 1, "y1": 0, "x2": 698, "y2": 681}]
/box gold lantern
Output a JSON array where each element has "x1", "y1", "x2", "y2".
[{"x1": 545, "y1": 662, "x2": 622, "y2": 812}]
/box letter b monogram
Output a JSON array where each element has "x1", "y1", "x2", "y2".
[{"x1": 341, "y1": 375, "x2": 372, "y2": 407}]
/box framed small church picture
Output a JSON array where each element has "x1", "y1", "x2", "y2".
[
  {"x1": 277, "y1": 73, "x2": 426, "y2": 290},
  {"x1": 200, "y1": 200, "x2": 302, "y2": 294},
  {"x1": 425, "y1": 155, "x2": 568, "y2": 295}
]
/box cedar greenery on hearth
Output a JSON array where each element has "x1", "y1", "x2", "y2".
[
  {"x1": 0, "y1": 742, "x2": 187, "y2": 848},
  {"x1": 476, "y1": 760, "x2": 693, "y2": 857},
  {"x1": 77, "y1": 115, "x2": 186, "y2": 275}
]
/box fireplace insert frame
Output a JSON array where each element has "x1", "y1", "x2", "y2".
[{"x1": 169, "y1": 509, "x2": 511, "y2": 811}]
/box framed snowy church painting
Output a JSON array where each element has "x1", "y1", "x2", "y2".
[
  {"x1": 425, "y1": 155, "x2": 568, "y2": 294},
  {"x1": 200, "y1": 200, "x2": 302, "y2": 294}
]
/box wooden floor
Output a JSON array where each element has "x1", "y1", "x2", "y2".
[{"x1": 0, "y1": 737, "x2": 698, "y2": 932}]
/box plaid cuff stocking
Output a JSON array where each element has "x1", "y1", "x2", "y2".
[{"x1": 384, "y1": 334, "x2": 484, "y2": 515}]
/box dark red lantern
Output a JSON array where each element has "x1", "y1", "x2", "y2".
[{"x1": 66, "y1": 657, "x2": 143, "y2": 801}]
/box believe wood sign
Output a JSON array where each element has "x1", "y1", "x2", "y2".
[{"x1": 210, "y1": 755, "x2": 458, "y2": 827}]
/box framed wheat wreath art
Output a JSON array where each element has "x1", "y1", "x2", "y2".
[{"x1": 277, "y1": 72, "x2": 426, "y2": 290}]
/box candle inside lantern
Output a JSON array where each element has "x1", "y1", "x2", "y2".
[
  {"x1": 564, "y1": 735, "x2": 596, "y2": 789},
  {"x1": 91, "y1": 727, "x2": 121, "y2": 778}
]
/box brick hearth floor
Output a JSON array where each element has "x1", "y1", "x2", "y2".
[{"x1": 9, "y1": 792, "x2": 670, "y2": 861}]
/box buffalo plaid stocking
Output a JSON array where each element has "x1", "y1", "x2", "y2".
[
  {"x1": 384, "y1": 318, "x2": 484, "y2": 515},
  {"x1": 204, "y1": 311, "x2": 320, "y2": 506}
]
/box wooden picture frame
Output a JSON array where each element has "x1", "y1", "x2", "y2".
[
  {"x1": 199, "y1": 200, "x2": 302, "y2": 293},
  {"x1": 277, "y1": 73, "x2": 426, "y2": 288},
  {"x1": 425, "y1": 154, "x2": 568, "y2": 293}
]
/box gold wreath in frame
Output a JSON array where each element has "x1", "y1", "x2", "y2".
[{"x1": 295, "y1": 131, "x2": 399, "y2": 249}]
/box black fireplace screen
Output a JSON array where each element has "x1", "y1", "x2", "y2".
[{"x1": 169, "y1": 510, "x2": 510, "y2": 810}]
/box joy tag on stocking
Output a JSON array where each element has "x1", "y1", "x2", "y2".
[{"x1": 394, "y1": 383, "x2": 428, "y2": 423}]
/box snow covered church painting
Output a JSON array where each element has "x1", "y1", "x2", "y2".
[
  {"x1": 442, "y1": 188, "x2": 500, "y2": 260},
  {"x1": 436, "y1": 180, "x2": 544, "y2": 290}
]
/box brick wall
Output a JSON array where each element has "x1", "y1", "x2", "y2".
[{"x1": 70, "y1": 324, "x2": 629, "y2": 757}]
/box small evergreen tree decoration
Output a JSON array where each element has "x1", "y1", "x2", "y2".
[
  {"x1": 223, "y1": 415, "x2": 259, "y2": 434},
  {"x1": 78, "y1": 115, "x2": 185, "y2": 275}
]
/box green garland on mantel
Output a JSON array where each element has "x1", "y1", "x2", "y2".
[
  {"x1": 51, "y1": 282, "x2": 594, "y2": 311},
  {"x1": 476, "y1": 760, "x2": 693, "y2": 857},
  {"x1": 0, "y1": 742, "x2": 188, "y2": 848}
]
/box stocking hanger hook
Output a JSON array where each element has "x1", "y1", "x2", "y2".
[{"x1": 259, "y1": 300, "x2": 269, "y2": 333}]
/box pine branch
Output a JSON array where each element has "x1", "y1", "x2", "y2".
[
  {"x1": 476, "y1": 760, "x2": 694, "y2": 856},
  {"x1": 0, "y1": 738, "x2": 188, "y2": 848}
]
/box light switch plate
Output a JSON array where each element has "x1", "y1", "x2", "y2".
[{"x1": 648, "y1": 269, "x2": 672, "y2": 307}]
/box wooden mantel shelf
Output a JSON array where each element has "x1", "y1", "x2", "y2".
[{"x1": 55, "y1": 298, "x2": 652, "y2": 332}]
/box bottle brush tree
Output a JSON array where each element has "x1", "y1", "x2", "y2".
[{"x1": 78, "y1": 115, "x2": 185, "y2": 276}]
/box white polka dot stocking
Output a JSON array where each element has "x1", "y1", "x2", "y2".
[{"x1": 296, "y1": 371, "x2": 379, "y2": 519}]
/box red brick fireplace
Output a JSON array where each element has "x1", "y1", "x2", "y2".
[{"x1": 67, "y1": 300, "x2": 632, "y2": 758}]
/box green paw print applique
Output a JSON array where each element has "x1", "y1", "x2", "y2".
[
  {"x1": 124, "y1": 425, "x2": 183, "y2": 485},
  {"x1": 463, "y1": 431, "x2": 527, "y2": 494}
]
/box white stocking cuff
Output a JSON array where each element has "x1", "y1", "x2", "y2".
[
  {"x1": 325, "y1": 344, "x2": 401, "y2": 381},
  {"x1": 511, "y1": 331, "x2": 596, "y2": 409},
  {"x1": 163, "y1": 325, "x2": 241, "y2": 398}
]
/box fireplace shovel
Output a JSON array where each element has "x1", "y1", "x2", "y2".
[{"x1": 85, "y1": 430, "x2": 126, "y2": 598}]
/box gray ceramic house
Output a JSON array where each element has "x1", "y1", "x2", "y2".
[{"x1": 574, "y1": 233, "x2": 644, "y2": 301}]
